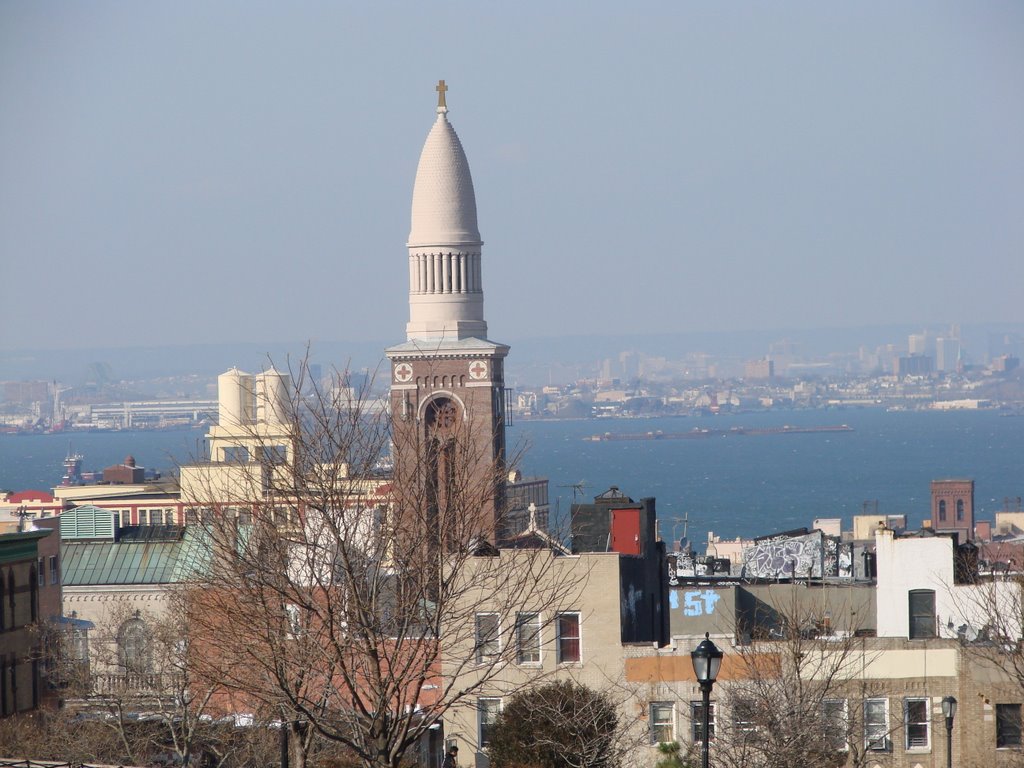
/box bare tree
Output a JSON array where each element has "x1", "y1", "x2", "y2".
[
  {"x1": 947, "y1": 568, "x2": 1024, "y2": 683},
  {"x1": 21, "y1": 595, "x2": 276, "y2": 767},
  {"x1": 80, "y1": 597, "x2": 267, "y2": 767},
  {"x1": 709, "y1": 589, "x2": 893, "y2": 768},
  {"x1": 942, "y1": 571, "x2": 1024, "y2": 768},
  {"x1": 0, "y1": 707, "x2": 126, "y2": 765},
  {"x1": 179, "y1": 361, "x2": 588, "y2": 768}
]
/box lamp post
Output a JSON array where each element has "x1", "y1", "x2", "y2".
[
  {"x1": 690, "y1": 632, "x2": 723, "y2": 768},
  {"x1": 941, "y1": 696, "x2": 957, "y2": 768}
]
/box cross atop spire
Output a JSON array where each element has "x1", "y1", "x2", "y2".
[{"x1": 436, "y1": 79, "x2": 448, "y2": 112}]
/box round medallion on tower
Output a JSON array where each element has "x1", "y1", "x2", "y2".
[
  {"x1": 468, "y1": 360, "x2": 488, "y2": 380},
  {"x1": 394, "y1": 362, "x2": 414, "y2": 383}
]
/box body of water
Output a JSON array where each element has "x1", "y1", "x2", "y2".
[{"x1": 2, "y1": 409, "x2": 1021, "y2": 541}]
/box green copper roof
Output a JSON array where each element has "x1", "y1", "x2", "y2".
[
  {"x1": 61, "y1": 528, "x2": 211, "y2": 585},
  {"x1": 0, "y1": 529, "x2": 52, "y2": 565}
]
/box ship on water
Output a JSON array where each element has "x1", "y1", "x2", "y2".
[{"x1": 586, "y1": 424, "x2": 854, "y2": 441}]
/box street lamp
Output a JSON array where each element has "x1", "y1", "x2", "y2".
[
  {"x1": 691, "y1": 632, "x2": 723, "y2": 768},
  {"x1": 941, "y1": 696, "x2": 957, "y2": 768}
]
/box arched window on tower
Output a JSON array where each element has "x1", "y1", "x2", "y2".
[
  {"x1": 938, "y1": 500, "x2": 947, "y2": 522},
  {"x1": 956, "y1": 499, "x2": 965, "y2": 522},
  {"x1": 425, "y1": 397, "x2": 463, "y2": 548}
]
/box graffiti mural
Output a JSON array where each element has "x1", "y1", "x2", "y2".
[
  {"x1": 742, "y1": 531, "x2": 824, "y2": 578},
  {"x1": 837, "y1": 542, "x2": 853, "y2": 578},
  {"x1": 823, "y1": 535, "x2": 839, "y2": 576},
  {"x1": 742, "y1": 531, "x2": 853, "y2": 579}
]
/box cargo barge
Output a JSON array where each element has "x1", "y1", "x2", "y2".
[{"x1": 585, "y1": 424, "x2": 853, "y2": 441}]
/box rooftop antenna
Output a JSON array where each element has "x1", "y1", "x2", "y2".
[{"x1": 558, "y1": 481, "x2": 588, "y2": 501}]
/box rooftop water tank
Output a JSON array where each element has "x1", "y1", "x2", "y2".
[
  {"x1": 256, "y1": 369, "x2": 292, "y2": 427},
  {"x1": 218, "y1": 368, "x2": 255, "y2": 427}
]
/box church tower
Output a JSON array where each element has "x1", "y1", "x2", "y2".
[{"x1": 386, "y1": 81, "x2": 509, "y2": 543}]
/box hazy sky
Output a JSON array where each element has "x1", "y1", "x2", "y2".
[{"x1": 2, "y1": 2, "x2": 1022, "y2": 352}]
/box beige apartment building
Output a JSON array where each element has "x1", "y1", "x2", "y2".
[{"x1": 441, "y1": 548, "x2": 665, "y2": 765}]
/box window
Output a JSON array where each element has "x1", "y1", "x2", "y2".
[
  {"x1": 237, "y1": 509, "x2": 253, "y2": 526},
  {"x1": 731, "y1": 699, "x2": 756, "y2": 744},
  {"x1": 908, "y1": 590, "x2": 936, "y2": 639},
  {"x1": 7, "y1": 659, "x2": 14, "y2": 714},
  {"x1": 556, "y1": 612, "x2": 581, "y2": 663},
  {"x1": 49, "y1": 555, "x2": 60, "y2": 586},
  {"x1": 864, "y1": 698, "x2": 890, "y2": 751},
  {"x1": 997, "y1": 704, "x2": 1022, "y2": 748},
  {"x1": 904, "y1": 698, "x2": 929, "y2": 749},
  {"x1": 119, "y1": 617, "x2": 152, "y2": 675},
  {"x1": 956, "y1": 499, "x2": 965, "y2": 521},
  {"x1": 273, "y1": 507, "x2": 291, "y2": 527},
  {"x1": 515, "y1": 612, "x2": 541, "y2": 665},
  {"x1": 284, "y1": 604, "x2": 303, "y2": 639},
  {"x1": 223, "y1": 446, "x2": 249, "y2": 463},
  {"x1": 1, "y1": 655, "x2": 7, "y2": 716},
  {"x1": 691, "y1": 701, "x2": 715, "y2": 743},
  {"x1": 164, "y1": 510, "x2": 175, "y2": 525},
  {"x1": 68, "y1": 628, "x2": 90, "y2": 663},
  {"x1": 823, "y1": 699, "x2": 847, "y2": 751},
  {"x1": 478, "y1": 698, "x2": 502, "y2": 748},
  {"x1": 185, "y1": 508, "x2": 198, "y2": 524},
  {"x1": 938, "y1": 500, "x2": 947, "y2": 522},
  {"x1": 475, "y1": 614, "x2": 500, "y2": 664},
  {"x1": 37, "y1": 558, "x2": 44, "y2": 584},
  {"x1": 263, "y1": 445, "x2": 288, "y2": 464},
  {"x1": 29, "y1": 570, "x2": 37, "y2": 622},
  {"x1": 650, "y1": 702, "x2": 675, "y2": 744}
]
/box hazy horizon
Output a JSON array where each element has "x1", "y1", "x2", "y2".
[
  {"x1": 3, "y1": 320, "x2": 1022, "y2": 385},
  {"x1": 2, "y1": 3, "x2": 1022, "y2": 352}
]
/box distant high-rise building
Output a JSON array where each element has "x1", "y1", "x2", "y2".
[
  {"x1": 895, "y1": 355, "x2": 934, "y2": 377},
  {"x1": 992, "y1": 355, "x2": 1020, "y2": 373},
  {"x1": 908, "y1": 332, "x2": 931, "y2": 356},
  {"x1": 935, "y1": 337, "x2": 960, "y2": 373},
  {"x1": 744, "y1": 358, "x2": 774, "y2": 380},
  {"x1": 619, "y1": 350, "x2": 640, "y2": 380}
]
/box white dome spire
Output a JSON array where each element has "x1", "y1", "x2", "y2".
[
  {"x1": 405, "y1": 81, "x2": 487, "y2": 342},
  {"x1": 407, "y1": 110, "x2": 481, "y2": 248}
]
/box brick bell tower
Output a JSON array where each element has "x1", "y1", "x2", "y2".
[
  {"x1": 386, "y1": 81, "x2": 508, "y2": 544},
  {"x1": 930, "y1": 478, "x2": 975, "y2": 542}
]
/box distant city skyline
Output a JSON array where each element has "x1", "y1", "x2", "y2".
[{"x1": 2, "y1": 2, "x2": 1022, "y2": 352}]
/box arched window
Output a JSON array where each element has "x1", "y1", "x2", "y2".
[
  {"x1": 118, "y1": 616, "x2": 151, "y2": 675},
  {"x1": 29, "y1": 570, "x2": 37, "y2": 622},
  {"x1": 938, "y1": 500, "x2": 947, "y2": 522},
  {"x1": 956, "y1": 499, "x2": 965, "y2": 521}
]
